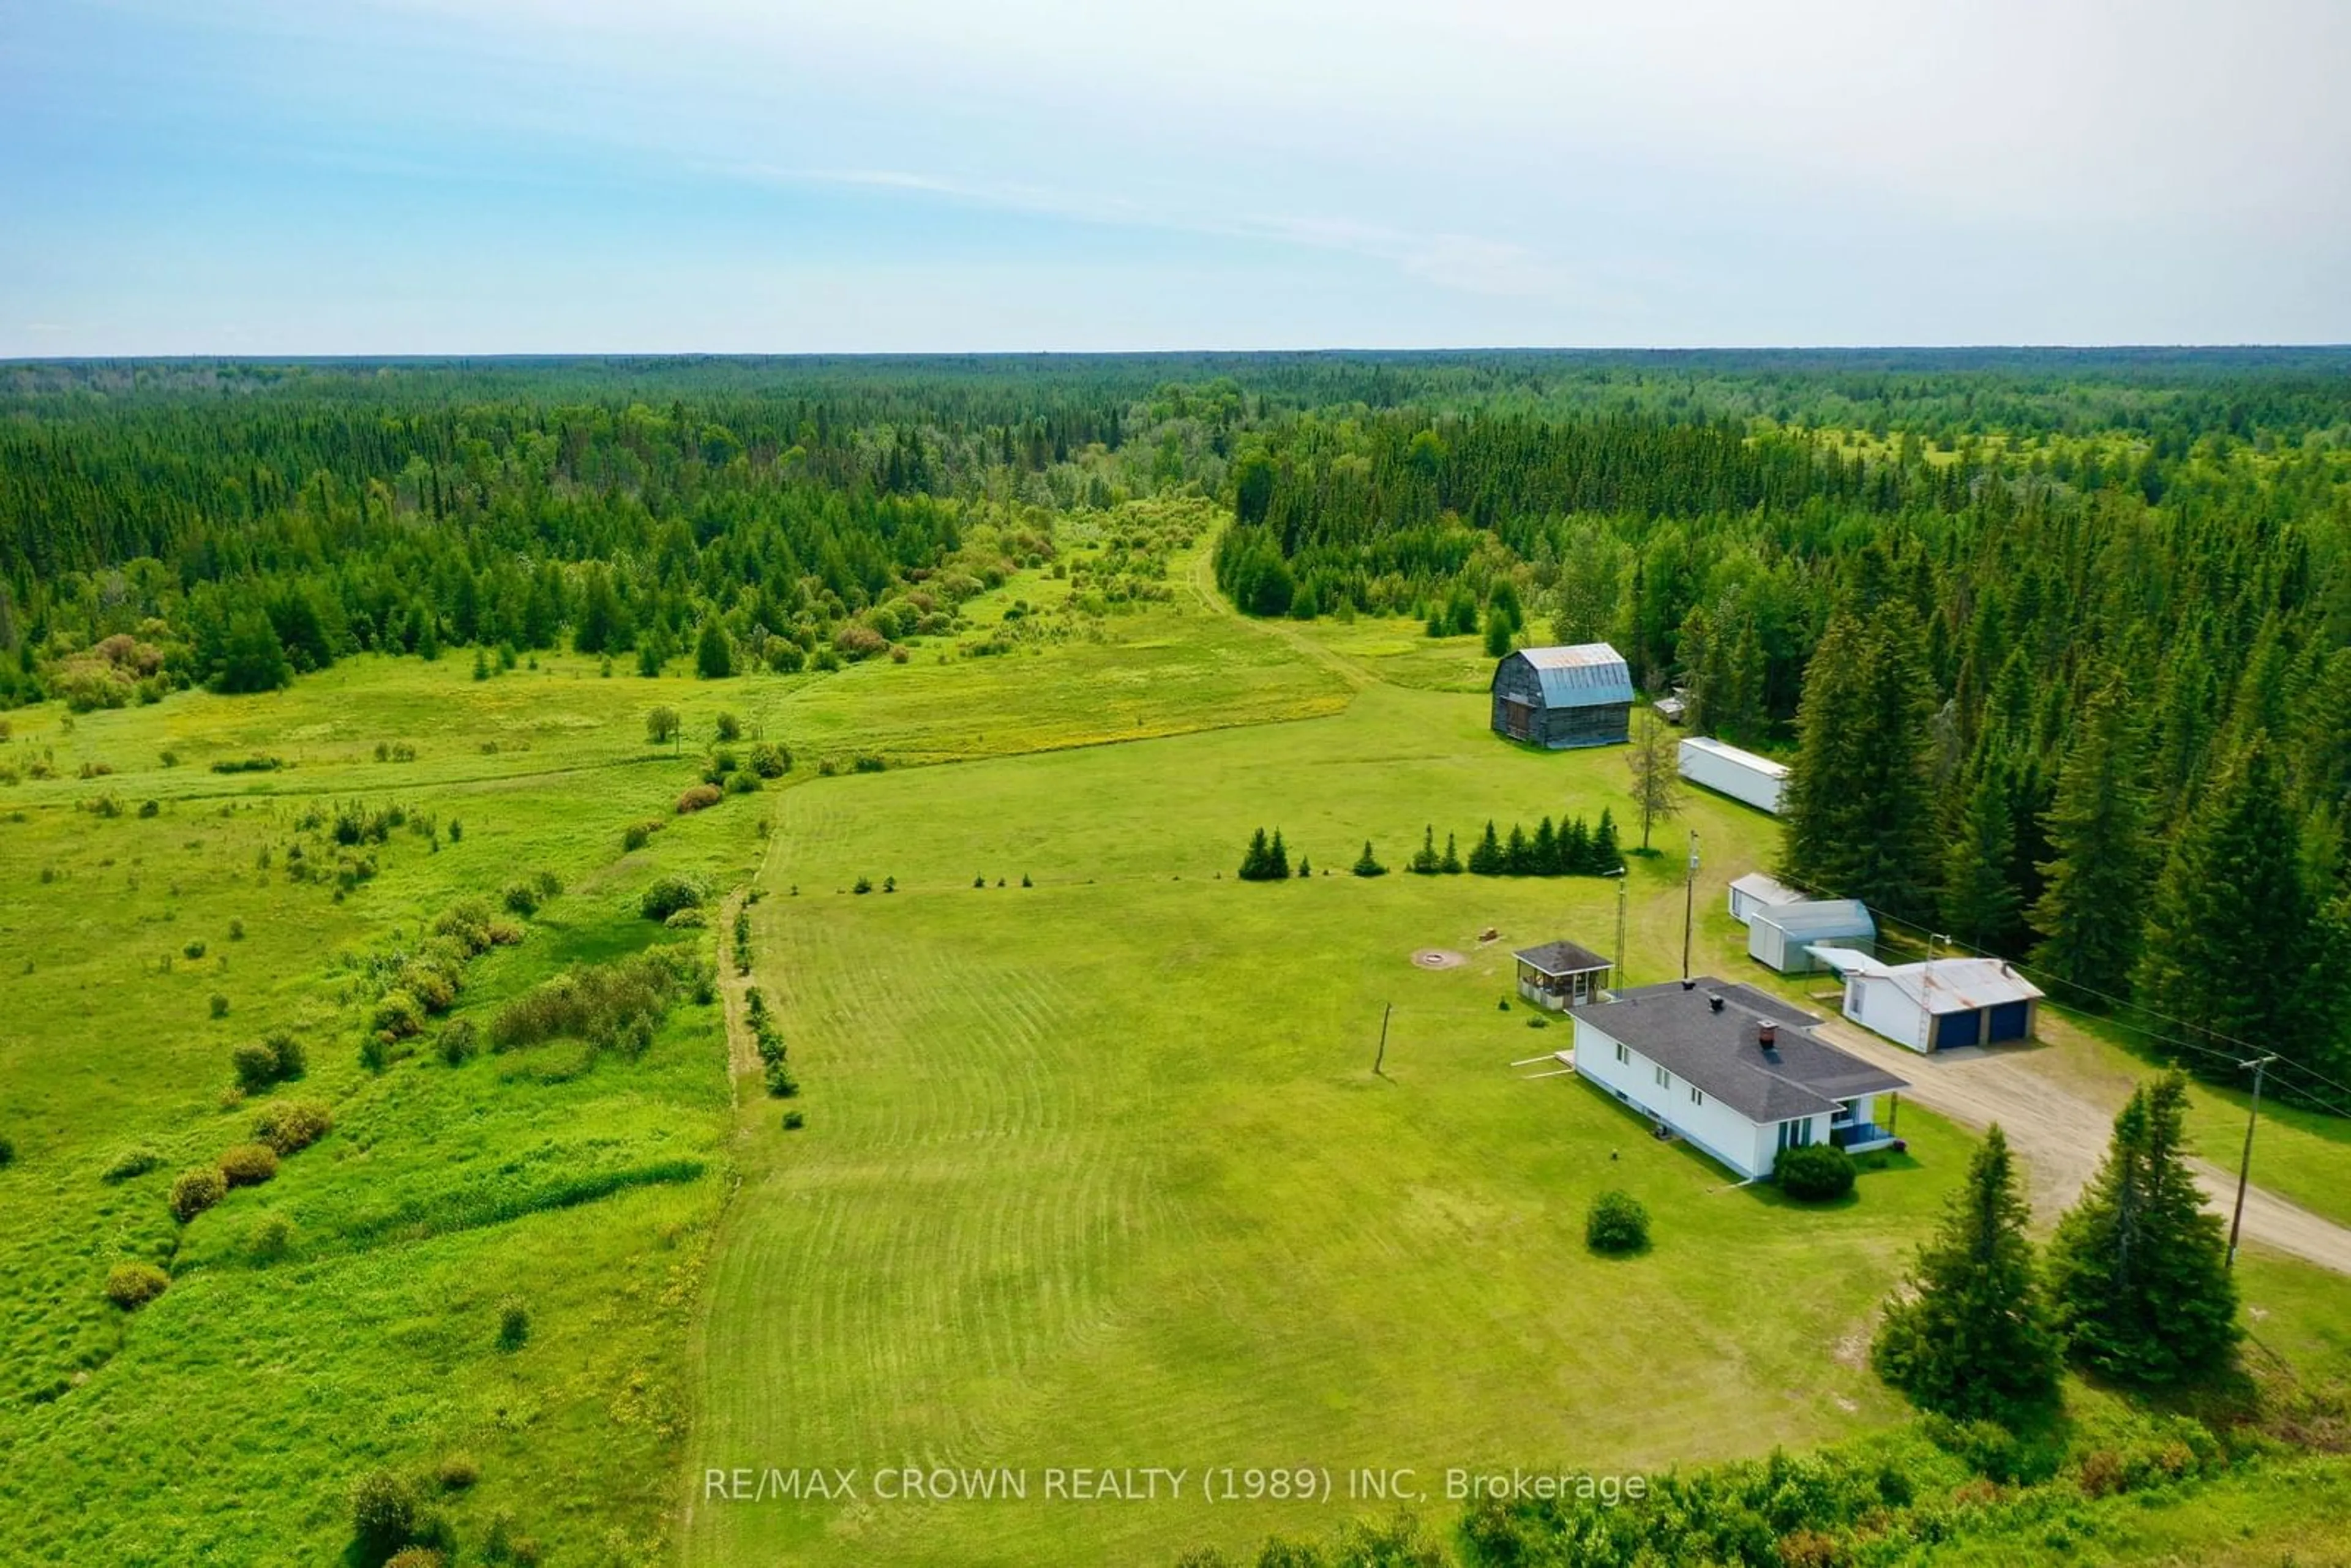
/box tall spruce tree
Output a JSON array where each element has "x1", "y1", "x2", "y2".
[
  {"x1": 2045, "y1": 1073, "x2": 2240, "y2": 1386},
  {"x1": 1870, "y1": 1125, "x2": 2059, "y2": 1421},
  {"x1": 2031, "y1": 673, "x2": 2154, "y2": 1004},
  {"x1": 1941, "y1": 758, "x2": 2022, "y2": 953},
  {"x1": 1783, "y1": 607, "x2": 1937, "y2": 920},
  {"x1": 2134, "y1": 735, "x2": 2315, "y2": 1060}
]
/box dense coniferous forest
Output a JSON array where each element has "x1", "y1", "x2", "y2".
[{"x1": 7, "y1": 350, "x2": 2351, "y2": 1094}]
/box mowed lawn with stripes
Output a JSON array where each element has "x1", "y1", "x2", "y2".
[{"x1": 684, "y1": 682, "x2": 1979, "y2": 1567}]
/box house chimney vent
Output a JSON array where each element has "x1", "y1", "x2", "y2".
[
  {"x1": 1708, "y1": 993, "x2": 1725, "y2": 1013},
  {"x1": 1681, "y1": 978, "x2": 1697, "y2": 991},
  {"x1": 1758, "y1": 1022, "x2": 1779, "y2": 1048}
]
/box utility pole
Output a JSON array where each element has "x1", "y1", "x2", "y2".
[
  {"x1": 1372, "y1": 1002, "x2": 1393, "y2": 1078},
  {"x1": 1612, "y1": 870, "x2": 1628, "y2": 991},
  {"x1": 1681, "y1": 830, "x2": 1700, "y2": 981},
  {"x1": 2227, "y1": 1053, "x2": 2278, "y2": 1270}
]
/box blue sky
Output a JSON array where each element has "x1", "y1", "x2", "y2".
[{"x1": 3, "y1": 0, "x2": 2347, "y2": 354}]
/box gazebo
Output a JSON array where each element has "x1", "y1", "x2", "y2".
[{"x1": 1513, "y1": 938, "x2": 1614, "y2": 1011}]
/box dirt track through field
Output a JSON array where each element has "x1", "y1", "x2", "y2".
[{"x1": 1816, "y1": 1019, "x2": 2351, "y2": 1276}]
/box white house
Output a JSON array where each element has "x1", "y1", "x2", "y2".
[
  {"x1": 1747, "y1": 899, "x2": 1878, "y2": 974},
  {"x1": 1727, "y1": 871, "x2": 1799, "y2": 926},
  {"x1": 1678, "y1": 737, "x2": 1790, "y2": 815},
  {"x1": 1811, "y1": 949, "x2": 2045, "y2": 1053},
  {"x1": 1568, "y1": 978, "x2": 1908, "y2": 1180}
]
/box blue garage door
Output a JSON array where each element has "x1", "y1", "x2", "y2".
[
  {"x1": 1986, "y1": 1000, "x2": 2030, "y2": 1042},
  {"x1": 1935, "y1": 1009, "x2": 1981, "y2": 1049}
]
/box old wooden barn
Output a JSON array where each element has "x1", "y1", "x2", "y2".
[{"x1": 1490, "y1": 643, "x2": 1634, "y2": 749}]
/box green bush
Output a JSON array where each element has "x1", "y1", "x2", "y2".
[
  {"x1": 500, "y1": 880, "x2": 541, "y2": 917},
  {"x1": 675, "y1": 782, "x2": 723, "y2": 814},
  {"x1": 183, "y1": 939, "x2": 208, "y2": 960},
  {"x1": 489, "y1": 948, "x2": 700, "y2": 1054},
  {"x1": 1585, "y1": 1189, "x2": 1650, "y2": 1254},
  {"x1": 724, "y1": 768, "x2": 760, "y2": 795},
  {"x1": 497, "y1": 1297, "x2": 531, "y2": 1351},
  {"x1": 249, "y1": 1213, "x2": 294, "y2": 1261},
  {"x1": 713, "y1": 711, "x2": 743, "y2": 743},
  {"x1": 102, "y1": 1144, "x2": 160, "y2": 1182},
  {"x1": 435, "y1": 1454, "x2": 480, "y2": 1492},
  {"x1": 105, "y1": 1261, "x2": 171, "y2": 1310},
  {"x1": 438, "y1": 1018, "x2": 480, "y2": 1066},
  {"x1": 0, "y1": 1131, "x2": 13, "y2": 1169},
  {"x1": 219, "y1": 1142, "x2": 279, "y2": 1188},
  {"x1": 254, "y1": 1098, "x2": 333, "y2": 1155},
  {"x1": 639, "y1": 874, "x2": 709, "y2": 921},
  {"x1": 230, "y1": 1042, "x2": 280, "y2": 1093},
  {"x1": 748, "y1": 741, "x2": 792, "y2": 778},
  {"x1": 209, "y1": 993, "x2": 231, "y2": 1019},
  {"x1": 622, "y1": 820, "x2": 659, "y2": 852},
  {"x1": 170, "y1": 1166, "x2": 227, "y2": 1223},
  {"x1": 1775, "y1": 1142, "x2": 1857, "y2": 1201},
  {"x1": 350, "y1": 1469, "x2": 421, "y2": 1561},
  {"x1": 372, "y1": 989, "x2": 426, "y2": 1041},
  {"x1": 264, "y1": 1030, "x2": 306, "y2": 1081}
]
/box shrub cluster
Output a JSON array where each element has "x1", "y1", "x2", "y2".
[
  {"x1": 231, "y1": 1031, "x2": 308, "y2": 1093},
  {"x1": 1775, "y1": 1142, "x2": 1857, "y2": 1201},
  {"x1": 748, "y1": 741, "x2": 792, "y2": 778},
  {"x1": 209, "y1": 755, "x2": 285, "y2": 774},
  {"x1": 500, "y1": 870, "x2": 562, "y2": 917},
  {"x1": 0, "y1": 1131, "x2": 13, "y2": 1169},
  {"x1": 746, "y1": 986, "x2": 798, "y2": 1097},
  {"x1": 102, "y1": 1144, "x2": 161, "y2": 1182},
  {"x1": 488, "y1": 947, "x2": 703, "y2": 1056},
  {"x1": 732, "y1": 902, "x2": 753, "y2": 976},
  {"x1": 676, "y1": 782, "x2": 723, "y2": 814},
  {"x1": 621, "y1": 817, "x2": 664, "y2": 852},
  {"x1": 1585, "y1": 1189, "x2": 1651, "y2": 1253},
  {"x1": 639, "y1": 874, "x2": 711, "y2": 921},
  {"x1": 438, "y1": 1018, "x2": 480, "y2": 1066},
  {"x1": 170, "y1": 1166, "x2": 227, "y2": 1223},
  {"x1": 253, "y1": 1097, "x2": 333, "y2": 1155},
  {"x1": 105, "y1": 1261, "x2": 171, "y2": 1310},
  {"x1": 219, "y1": 1142, "x2": 280, "y2": 1188}
]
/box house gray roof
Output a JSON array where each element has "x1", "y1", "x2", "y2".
[
  {"x1": 1570, "y1": 978, "x2": 1908, "y2": 1123},
  {"x1": 1514, "y1": 939, "x2": 1611, "y2": 977},
  {"x1": 1503, "y1": 643, "x2": 1635, "y2": 708}
]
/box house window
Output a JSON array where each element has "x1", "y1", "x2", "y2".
[
  {"x1": 1689, "y1": 1086, "x2": 1704, "y2": 1107},
  {"x1": 1614, "y1": 1041, "x2": 1629, "y2": 1066},
  {"x1": 1777, "y1": 1119, "x2": 1815, "y2": 1152},
  {"x1": 1654, "y1": 1065, "x2": 1670, "y2": 1089}
]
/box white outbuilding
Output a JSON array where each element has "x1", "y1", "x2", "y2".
[
  {"x1": 1678, "y1": 737, "x2": 1790, "y2": 815},
  {"x1": 1747, "y1": 899, "x2": 1877, "y2": 974},
  {"x1": 1811, "y1": 949, "x2": 2045, "y2": 1054},
  {"x1": 1727, "y1": 871, "x2": 1799, "y2": 926}
]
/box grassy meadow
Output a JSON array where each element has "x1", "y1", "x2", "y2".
[{"x1": 3, "y1": 535, "x2": 2349, "y2": 1566}]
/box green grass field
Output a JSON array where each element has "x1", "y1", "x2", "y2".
[{"x1": 4, "y1": 537, "x2": 2350, "y2": 1566}]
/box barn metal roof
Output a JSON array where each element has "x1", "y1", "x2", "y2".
[{"x1": 1503, "y1": 643, "x2": 1635, "y2": 708}]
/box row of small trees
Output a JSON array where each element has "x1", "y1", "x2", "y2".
[
  {"x1": 1874, "y1": 1071, "x2": 2238, "y2": 1422},
  {"x1": 1239, "y1": 815, "x2": 1624, "y2": 882}
]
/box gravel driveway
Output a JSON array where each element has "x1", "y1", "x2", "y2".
[{"x1": 1815, "y1": 1018, "x2": 2351, "y2": 1277}]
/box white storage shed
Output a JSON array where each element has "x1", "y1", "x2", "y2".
[
  {"x1": 1678, "y1": 737, "x2": 1790, "y2": 815},
  {"x1": 1747, "y1": 899, "x2": 1878, "y2": 974}
]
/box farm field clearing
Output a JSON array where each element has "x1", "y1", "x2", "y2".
[{"x1": 687, "y1": 683, "x2": 1981, "y2": 1567}]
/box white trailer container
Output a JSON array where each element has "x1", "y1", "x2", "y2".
[{"x1": 1678, "y1": 737, "x2": 1790, "y2": 815}]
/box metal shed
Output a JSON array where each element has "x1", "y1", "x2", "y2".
[
  {"x1": 1727, "y1": 871, "x2": 1799, "y2": 926},
  {"x1": 1747, "y1": 899, "x2": 1878, "y2": 973},
  {"x1": 1490, "y1": 644, "x2": 1634, "y2": 750}
]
